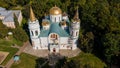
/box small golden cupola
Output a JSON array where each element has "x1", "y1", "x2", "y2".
[
  {"x1": 30, "y1": 6, "x2": 36, "y2": 22},
  {"x1": 42, "y1": 20, "x2": 50, "y2": 30},
  {"x1": 49, "y1": 5, "x2": 62, "y2": 15},
  {"x1": 60, "y1": 20, "x2": 67, "y2": 29}
]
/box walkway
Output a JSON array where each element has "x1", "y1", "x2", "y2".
[
  {"x1": 5, "y1": 41, "x2": 29, "y2": 68},
  {"x1": 23, "y1": 43, "x2": 49, "y2": 57},
  {"x1": 24, "y1": 43, "x2": 81, "y2": 58}
]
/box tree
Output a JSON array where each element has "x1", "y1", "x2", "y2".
[
  {"x1": 13, "y1": 27, "x2": 28, "y2": 42},
  {"x1": 102, "y1": 33, "x2": 120, "y2": 66},
  {"x1": 13, "y1": 13, "x2": 28, "y2": 42},
  {"x1": 17, "y1": 0, "x2": 30, "y2": 6},
  {"x1": 14, "y1": 13, "x2": 19, "y2": 28},
  {"x1": 79, "y1": 32, "x2": 94, "y2": 53},
  {"x1": 57, "y1": 52, "x2": 106, "y2": 68},
  {"x1": 0, "y1": 20, "x2": 8, "y2": 39},
  {"x1": 70, "y1": 52, "x2": 106, "y2": 68}
]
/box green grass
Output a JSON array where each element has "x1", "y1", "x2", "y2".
[
  {"x1": 11, "y1": 53, "x2": 38, "y2": 68},
  {"x1": 0, "y1": 45, "x2": 18, "y2": 65},
  {"x1": 0, "y1": 36, "x2": 23, "y2": 47},
  {"x1": 12, "y1": 38, "x2": 23, "y2": 46},
  {"x1": 0, "y1": 37, "x2": 23, "y2": 65},
  {"x1": 68, "y1": 52, "x2": 106, "y2": 68}
]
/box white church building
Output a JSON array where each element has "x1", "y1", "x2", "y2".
[{"x1": 28, "y1": 6, "x2": 80, "y2": 53}]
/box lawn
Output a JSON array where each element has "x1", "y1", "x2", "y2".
[
  {"x1": 0, "y1": 38, "x2": 23, "y2": 47},
  {"x1": 0, "y1": 45, "x2": 18, "y2": 65},
  {"x1": 11, "y1": 53, "x2": 38, "y2": 68},
  {"x1": 0, "y1": 37, "x2": 22, "y2": 65}
]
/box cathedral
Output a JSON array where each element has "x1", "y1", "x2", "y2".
[{"x1": 28, "y1": 6, "x2": 80, "y2": 53}]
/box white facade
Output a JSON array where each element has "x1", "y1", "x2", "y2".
[
  {"x1": 28, "y1": 19, "x2": 40, "y2": 39},
  {"x1": 50, "y1": 14, "x2": 62, "y2": 23},
  {"x1": 28, "y1": 6, "x2": 80, "y2": 53}
]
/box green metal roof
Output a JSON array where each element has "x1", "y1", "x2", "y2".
[
  {"x1": 39, "y1": 29, "x2": 49, "y2": 37},
  {"x1": 49, "y1": 23, "x2": 69, "y2": 37},
  {"x1": 39, "y1": 20, "x2": 70, "y2": 37}
]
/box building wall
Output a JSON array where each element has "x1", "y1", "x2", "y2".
[
  {"x1": 39, "y1": 37, "x2": 71, "y2": 50},
  {"x1": 31, "y1": 38, "x2": 41, "y2": 49},
  {"x1": 50, "y1": 14, "x2": 62, "y2": 23},
  {"x1": 0, "y1": 16, "x2": 5, "y2": 20},
  {"x1": 28, "y1": 20, "x2": 40, "y2": 39},
  {"x1": 17, "y1": 11, "x2": 23, "y2": 25},
  {"x1": 40, "y1": 37, "x2": 48, "y2": 49},
  {"x1": 62, "y1": 16, "x2": 68, "y2": 20},
  {"x1": 59, "y1": 37, "x2": 71, "y2": 49},
  {"x1": 3, "y1": 22, "x2": 15, "y2": 28}
]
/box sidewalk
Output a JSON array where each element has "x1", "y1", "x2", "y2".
[{"x1": 5, "y1": 41, "x2": 29, "y2": 68}]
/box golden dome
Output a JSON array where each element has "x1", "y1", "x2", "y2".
[
  {"x1": 42, "y1": 21, "x2": 49, "y2": 26},
  {"x1": 49, "y1": 6, "x2": 62, "y2": 15},
  {"x1": 60, "y1": 21, "x2": 66, "y2": 26}
]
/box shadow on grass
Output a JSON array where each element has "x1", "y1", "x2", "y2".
[
  {"x1": 35, "y1": 58, "x2": 50, "y2": 68},
  {"x1": 35, "y1": 56, "x2": 68, "y2": 68}
]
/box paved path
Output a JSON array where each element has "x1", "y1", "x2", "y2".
[
  {"x1": 5, "y1": 41, "x2": 29, "y2": 68},
  {"x1": 24, "y1": 42, "x2": 81, "y2": 58},
  {"x1": 23, "y1": 43, "x2": 49, "y2": 57}
]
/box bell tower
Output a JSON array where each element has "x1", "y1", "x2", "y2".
[
  {"x1": 70, "y1": 7, "x2": 80, "y2": 50},
  {"x1": 28, "y1": 6, "x2": 40, "y2": 39},
  {"x1": 70, "y1": 7, "x2": 80, "y2": 39},
  {"x1": 28, "y1": 6, "x2": 41, "y2": 49}
]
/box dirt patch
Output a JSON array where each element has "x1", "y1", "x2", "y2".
[{"x1": 0, "y1": 51, "x2": 9, "y2": 64}]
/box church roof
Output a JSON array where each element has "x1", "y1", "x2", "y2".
[
  {"x1": 39, "y1": 22, "x2": 70, "y2": 37},
  {"x1": 49, "y1": 5, "x2": 62, "y2": 15},
  {"x1": 30, "y1": 6, "x2": 36, "y2": 22},
  {"x1": 49, "y1": 23, "x2": 69, "y2": 37}
]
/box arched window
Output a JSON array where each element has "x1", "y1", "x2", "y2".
[
  {"x1": 76, "y1": 32, "x2": 78, "y2": 36},
  {"x1": 55, "y1": 17, "x2": 56, "y2": 22},
  {"x1": 50, "y1": 33, "x2": 58, "y2": 39},
  {"x1": 59, "y1": 17, "x2": 60, "y2": 21},
  {"x1": 71, "y1": 31, "x2": 73, "y2": 36},
  {"x1": 35, "y1": 30, "x2": 38, "y2": 36},
  {"x1": 31, "y1": 31, "x2": 34, "y2": 36},
  {"x1": 55, "y1": 34, "x2": 58, "y2": 39}
]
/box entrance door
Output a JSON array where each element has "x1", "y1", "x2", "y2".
[{"x1": 53, "y1": 48, "x2": 56, "y2": 52}]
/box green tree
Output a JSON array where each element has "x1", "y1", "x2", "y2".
[
  {"x1": 4, "y1": 0, "x2": 17, "y2": 6},
  {"x1": 102, "y1": 33, "x2": 120, "y2": 66},
  {"x1": 57, "y1": 52, "x2": 106, "y2": 68},
  {"x1": 13, "y1": 14, "x2": 28, "y2": 42},
  {"x1": 17, "y1": 0, "x2": 30, "y2": 6},
  {"x1": 14, "y1": 13, "x2": 19, "y2": 28},
  {"x1": 0, "y1": 20, "x2": 8, "y2": 39},
  {"x1": 13, "y1": 27, "x2": 28, "y2": 42},
  {"x1": 79, "y1": 32, "x2": 94, "y2": 53}
]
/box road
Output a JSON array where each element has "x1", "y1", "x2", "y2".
[{"x1": 5, "y1": 41, "x2": 29, "y2": 68}]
